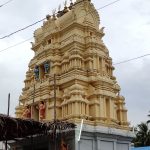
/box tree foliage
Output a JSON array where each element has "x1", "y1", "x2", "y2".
[{"x1": 133, "y1": 122, "x2": 150, "y2": 147}]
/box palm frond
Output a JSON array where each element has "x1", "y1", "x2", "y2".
[{"x1": 0, "y1": 114, "x2": 76, "y2": 141}]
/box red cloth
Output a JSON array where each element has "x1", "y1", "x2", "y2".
[{"x1": 39, "y1": 104, "x2": 45, "y2": 120}]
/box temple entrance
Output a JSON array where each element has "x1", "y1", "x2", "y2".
[
  {"x1": 9, "y1": 133, "x2": 75, "y2": 150},
  {"x1": 32, "y1": 105, "x2": 39, "y2": 121}
]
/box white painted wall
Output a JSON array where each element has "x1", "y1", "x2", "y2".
[{"x1": 0, "y1": 142, "x2": 4, "y2": 150}]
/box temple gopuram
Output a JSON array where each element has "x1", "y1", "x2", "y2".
[{"x1": 15, "y1": 0, "x2": 134, "y2": 149}]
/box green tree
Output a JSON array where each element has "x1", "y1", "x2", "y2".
[{"x1": 133, "y1": 122, "x2": 150, "y2": 147}]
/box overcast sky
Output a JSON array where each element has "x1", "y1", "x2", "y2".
[{"x1": 0, "y1": 0, "x2": 150, "y2": 126}]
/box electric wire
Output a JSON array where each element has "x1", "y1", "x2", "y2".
[
  {"x1": 0, "y1": 0, "x2": 123, "y2": 53},
  {"x1": 0, "y1": 0, "x2": 13, "y2": 8},
  {"x1": 0, "y1": 0, "x2": 122, "y2": 40},
  {"x1": 0, "y1": 0, "x2": 149, "y2": 65},
  {"x1": 0, "y1": 37, "x2": 33, "y2": 53},
  {"x1": 97, "y1": 0, "x2": 121, "y2": 10},
  {"x1": 0, "y1": 18, "x2": 45, "y2": 39},
  {"x1": 113, "y1": 54, "x2": 150, "y2": 65}
]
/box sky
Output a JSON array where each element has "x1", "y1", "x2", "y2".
[{"x1": 0, "y1": 0, "x2": 150, "y2": 126}]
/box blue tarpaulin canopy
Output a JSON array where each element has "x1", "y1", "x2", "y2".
[{"x1": 131, "y1": 147, "x2": 150, "y2": 150}]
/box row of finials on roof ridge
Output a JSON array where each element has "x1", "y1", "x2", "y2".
[{"x1": 45, "y1": 0, "x2": 91, "y2": 21}]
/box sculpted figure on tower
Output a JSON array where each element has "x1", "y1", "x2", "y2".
[
  {"x1": 35, "y1": 101, "x2": 46, "y2": 121},
  {"x1": 22, "y1": 105, "x2": 31, "y2": 119},
  {"x1": 34, "y1": 66, "x2": 39, "y2": 80}
]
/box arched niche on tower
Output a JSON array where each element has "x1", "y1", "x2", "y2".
[
  {"x1": 74, "y1": 1, "x2": 100, "y2": 29},
  {"x1": 34, "y1": 61, "x2": 51, "y2": 80}
]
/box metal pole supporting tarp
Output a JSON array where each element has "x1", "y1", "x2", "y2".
[
  {"x1": 54, "y1": 74, "x2": 57, "y2": 150},
  {"x1": 5, "y1": 93, "x2": 10, "y2": 150}
]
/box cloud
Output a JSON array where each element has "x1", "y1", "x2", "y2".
[
  {"x1": 131, "y1": 0, "x2": 150, "y2": 16},
  {"x1": 0, "y1": 36, "x2": 33, "y2": 116},
  {"x1": 0, "y1": 0, "x2": 150, "y2": 126},
  {"x1": 114, "y1": 59, "x2": 150, "y2": 125}
]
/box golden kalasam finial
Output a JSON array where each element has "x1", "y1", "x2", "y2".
[
  {"x1": 58, "y1": 4, "x2": 61, "y2": 12},
  {"x1": 52, "y1": 9, "x2": 57, "y2": 20},
  {"x1": 57, "y1": 4, "x2": 63, "y2": 18},
  {"x1": 69, "y1": 0, "x2": 74, "y2": 10},
  {"x1": 63, "y1": 0, "x2": 69, "y2": 13},
  {"x1": 46, "y1": 14, "x2": 51, "y2": 20},
  {"x1": 64, "y1": 0, "x2": 67, "y2": 7},
  {"x1": 52, "y1": 9, "x2": 56, "y2": 16}
]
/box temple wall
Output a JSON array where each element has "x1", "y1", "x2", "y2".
[{"x1": 75, "y1": 124, "x2": 134, "y2": 150}]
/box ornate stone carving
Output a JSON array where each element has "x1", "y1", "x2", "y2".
[
  {"x1": 34, "y1": 66, "x2": 39, "y2": 80},
  {"x1": 44, "y1": 61, "x2": 50, "y2": 73},
  {"x1": 16, "y1": 0, "x2": 129, "y2": 130},
  {"x1": 22, "y1": 105, "x2": 31, "y2": 119}
]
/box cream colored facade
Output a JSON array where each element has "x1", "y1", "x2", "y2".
[{"x1": 16, "y1": 0, "x2": 129, "y2": 130}]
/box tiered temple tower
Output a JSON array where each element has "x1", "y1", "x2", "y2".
[
  {"x1": 15, "y1": 1, "x2": 134, "y2": 149},
  {"x1": 16, "y1": 0, "x2": 129, "y2": 129},
  {"x1": 16, "y1": 0, "x2": 129, "y2": 131}
]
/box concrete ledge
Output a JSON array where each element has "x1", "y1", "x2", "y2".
[
  {"x1": 75, "y1": 124, "x2": 135, "y2": 150},
  {"x1": 76, "y1": 124, "x2": 135, "y2": 138}
]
